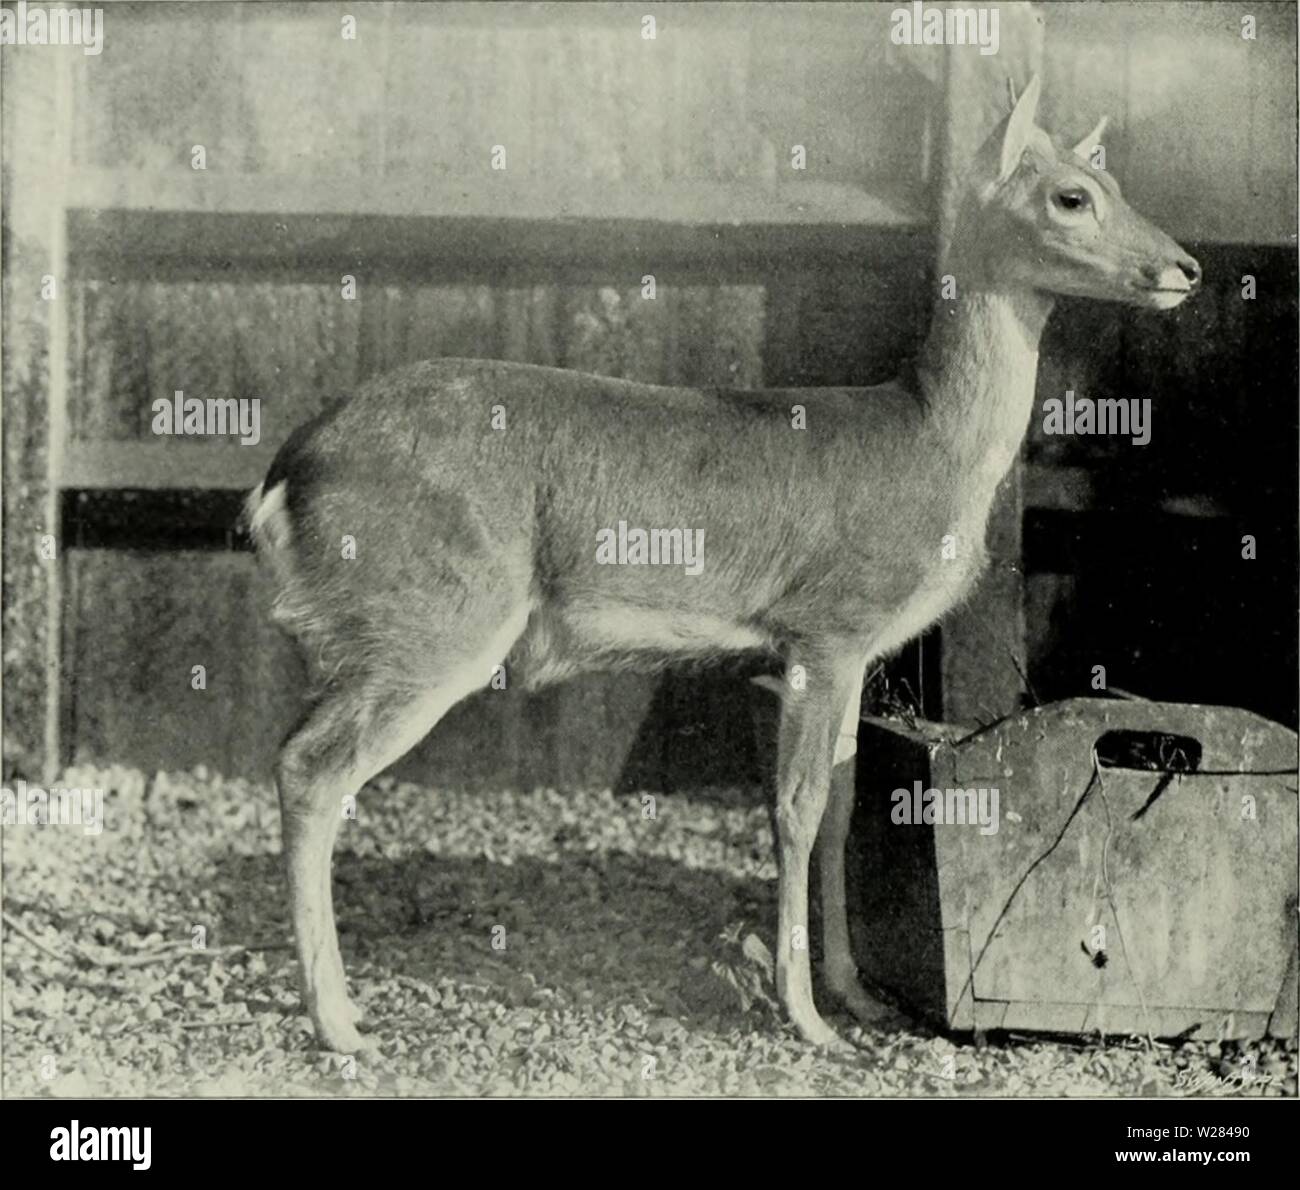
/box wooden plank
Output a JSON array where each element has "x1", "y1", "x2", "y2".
[
  {"x1": 70, "y1": 280, "x2": 364, "y2": 444},
  {"x1": 68, "y1": 550, "x2": 304, "y2": 781},
  {"x1": 236, "y1": 7, "x2": 387, "y2": 179},
  {"x1": 62, "y1": 442, "x2": 278, "y2": 491},
  {"x1": 66, "y1": 4, "x2": 922, "y2": 213},
  {"x1": 62, "y1": 171, "x2": 929, "y2": 284},
  {"x1": 1, "y1": 45, "x2": 63, "y2": 777},
  {"x1": 65, "y1": 168, "x2": 921, "y2": 228},
  {"x1": 43, "y1": 47, "x2": 74, "y2": 782},
  {"x1": 69, "y1": 208, "x2": 931, "y2": 286},
  {"x1": 74, "y1": 2, "x2": 239, "y2": 172}
]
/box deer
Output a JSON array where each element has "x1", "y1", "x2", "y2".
[{"x1": 245, "y1": 75, "x2": 1200, "y2": 1054}]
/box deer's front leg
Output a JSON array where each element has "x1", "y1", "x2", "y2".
[
  {"x1": 817, "y1": 658, "x2": 906, "y2": 1029},
  {"x1": 774, "y1": 645, "x2": 860, "y2": 1049}
]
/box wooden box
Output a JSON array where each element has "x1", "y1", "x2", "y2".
[{"x1": 847, "y1": 698, "x2": 1298, "y2": 1039}]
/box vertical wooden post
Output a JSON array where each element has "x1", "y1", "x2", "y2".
[
  {"x1": 42, "y1": 47, "x2": 74, "y2": 781},
  {"x1": 934, "y1": 3, "x2": 1043, "y2": 727}
]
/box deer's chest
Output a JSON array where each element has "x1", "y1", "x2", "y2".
[
  {"x1": 861, "y1": 491, "x2": 994, "y2": 660},
  {"x1": 868, "y1": 556, "x2": 984, "y2": 660}
]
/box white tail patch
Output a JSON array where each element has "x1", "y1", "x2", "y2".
[{"x1": 246, "y1": 480, "x2": 291, "y2": 552}]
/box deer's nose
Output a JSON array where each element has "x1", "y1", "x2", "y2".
[
  {"x1": 1177, "y1": 256, "x2": 1202, "y2": 287},
  {"x1": 1142, "y1": 256, "x2": 1202, "y2": 291}
]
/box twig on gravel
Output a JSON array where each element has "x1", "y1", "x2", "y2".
[
  {"x1": 161, "y1": 1019, "x2": 259, "y2": 1031},
  {"x1": 2, "y1": 910, "x2": 283, "y2": 970},
  {"x1": 106, "y1": 1018, "x2": 260, "y2": 1037},
  {"x1": 1, "y1": 909, "x2": 70, "y2": 963},
  {"x1": 81, "y1": 942, "x2": 197, "y2": 969}
]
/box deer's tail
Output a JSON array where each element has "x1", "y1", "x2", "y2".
[
  {"x1": 243, "y1": 479, "x2": 292, "y2": 555},
  {"x1": 243, "y1": 478, "x2": 304, "y2": 634}
]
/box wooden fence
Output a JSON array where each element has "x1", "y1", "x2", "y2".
[{"x1": 3, "y1": 2, "x2": 1295, "y2": 788}]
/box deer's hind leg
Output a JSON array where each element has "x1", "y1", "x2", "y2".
[{"x1": 276, "y1": 603, "x2": 529, "y2": 1054}]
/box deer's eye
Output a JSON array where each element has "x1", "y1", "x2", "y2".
[{"x1": 1054, "y1": 190, "x2": 1090, "y2": 212}]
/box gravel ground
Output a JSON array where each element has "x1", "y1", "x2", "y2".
[{"x1": 4, "y1": 764, "x2": 1295, "y2": 1098}]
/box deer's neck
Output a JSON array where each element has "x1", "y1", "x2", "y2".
[{"x1": 915, "y1": 287, "x2": 1053, "y2": 496}]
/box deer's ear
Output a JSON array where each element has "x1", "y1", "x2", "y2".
[
  {"x1": 998, "y1": 73, "x2": 1041, "y2": 181},
  {"x1": 1071, "y1": 115, "x2": 1109, "y2": 160}
]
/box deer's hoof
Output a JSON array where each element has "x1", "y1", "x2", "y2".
[
  {"x1": 831, "y1": 979, "x2": 910, "y2": 1033},
  {"x1": 789, "y1": 1010, "x2": 853, "y2": 1053},
  {"x1": 318, "y1": 1023, "x2": 378, "y2": 1058},
  {"x1": 311, "y1": 999, "x2": 374, "y2": 1056}
]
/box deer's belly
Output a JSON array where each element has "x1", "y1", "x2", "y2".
[
  {"x1": 566, "y1": 604, "x2": 770, "y2": 655},
  {"x1": 513, "y1": 600, "x2": 772, "y2": 688}
]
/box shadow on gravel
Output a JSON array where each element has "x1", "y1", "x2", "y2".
[{"x1": 212, "y1": 847, "x2": 778, "y2": 1029}]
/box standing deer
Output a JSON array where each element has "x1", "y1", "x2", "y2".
[{"x1": 246, "y1": 75, "x2": 1199, "y2": 1053}]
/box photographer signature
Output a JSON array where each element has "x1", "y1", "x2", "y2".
[{"x1": 1172, "y1": 1066, "x2": 1284, "y2": 1095}]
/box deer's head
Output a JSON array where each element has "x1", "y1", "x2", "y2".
[{"x1": 956, "y1": 75, "x2": 1201, "y2": 310}]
